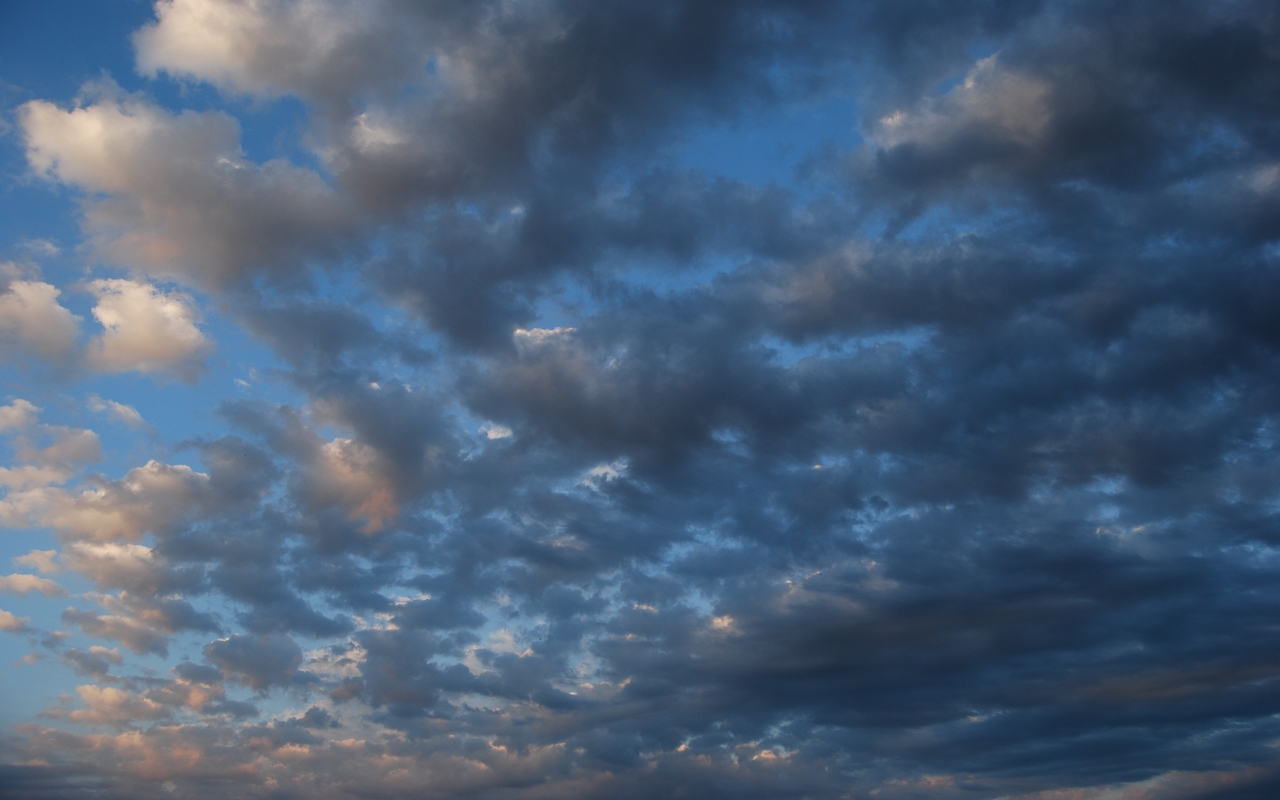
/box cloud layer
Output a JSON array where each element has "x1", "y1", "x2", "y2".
[{"x1": 3, "y1": 1, "x2": 1280, "y2": 799}]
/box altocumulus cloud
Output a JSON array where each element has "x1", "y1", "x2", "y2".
[{"x1": 1, "y1": 1, "x2": 1280, "y2": 799}]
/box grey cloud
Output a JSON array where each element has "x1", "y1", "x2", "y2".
[
  {"x1": 204, "y1": 634, "x2": 306, "y2": 692},
  {"x1": 61, "y1": 594, "x2": 219, "y2": 657},
  {"x1": 62, "y1": 607, "x2": 170, "y2": 657}
]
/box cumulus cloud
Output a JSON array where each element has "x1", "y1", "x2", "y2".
[
  {"x1": 204, "y1": 634, "x2": 305, "y2": 691},
  {"x1": 85, "y1": 279, "x2": 212, "y2": 379},
  {"x1": 0, "y1": 399, "x2": 40, "y2": 432},
  {"x1": 0, "y1": 459, "x2": 217, "y2": 546},
  {"x1": 14, "y1": 549, "x2": 59, "y2": 574},
  {"x1": 62, "y1": 685, "x2": 171, "y2": 725},
  {"x1": 19, "y1": 425, "x2": 102, "y2": 469},
  {"x1": 0, "y1": 608, "x2": 32, "y2": 633},
  {"x1": 134, "y1": 0, "x2": 421, "y2": 103},
  {"x1": 21, "y1": 87, "x2": 352, "y2": 286},
  {"x1": 305, "y1": 437, "x2": 398, "y2": 533},
  {"x1": 0, "y1": 420, "x2": 102, "y2": 494},
  {"x1": 0, "y1": 271, "x2": 81, "y2": 362},
  {"x1": 0, "y1": 574, "x2": 67, "y2": 597},
  {"x1": 64, "y1": 591, "x2": 218, "y2": 656}
]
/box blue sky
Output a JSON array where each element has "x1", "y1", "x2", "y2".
[{"x1": 3, "y1": 2, "x2": 1280, "y2": 799}]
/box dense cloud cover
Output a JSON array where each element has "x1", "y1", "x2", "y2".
[{"x1": 2, "y1": 0, "x2": 1280, "y2": 798}]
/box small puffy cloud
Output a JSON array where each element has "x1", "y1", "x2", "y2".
[
  {"x1": 204, "y1": 633, "x2": 304, "y2": 691},
  {"x1": 15, "y1": 549, "x2": 59, "y2": 574},
  {"x1": 91, "y1": 645, "x2": 124, "y2": 664},
  {"x1": 86, "y1": 279, "x2": 211, "y2": 380},
  {"x1": 0, "y1": 574, "x2": 68, "y2": 597},
  {"x1": 479, "y1": 421, "x2": 513, "y2": 440},
  {"x1": 18, "y1": 239, "x2": 61, "y2": 257},
  {"x1": 0, "y1": 460, "x2": 212, "y2": 542},
  {"x1": 64, "y1": 685, "x2": 170, "y2": 725},
  {"x1": 306, "y1": 437, "x2": 398, "y2": 533},
  {"x1": 512, "y1": 326, "x2": 578, "y2": 355},
  {"x1": 0, "y1": 275, "x2": 82, "y2": 361},
  {"x1": 88, "y1": 395, "x2": 150, "y2": 430},
  {"x1": 61, "y1": 646, "x2": 124, "y2": 679},
  {"x1": 0, "y1": 609, "x2": 32, "y2": 633},
  {"x1": 63, "y1": 543, "x2": 164, "y2": 594},
  {"x1": 0, "y1": 399, "x2": 40, "y2": 431}
]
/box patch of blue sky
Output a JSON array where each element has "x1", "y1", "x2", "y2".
[
  {"x1": 0, "y1": 494, "x2": 74, "y2": 673},
  {"x1": 0, "y1": 1, "x2": 152, "y2": 104},
  {"x1": 0, "y1": 648, "x2": 81, "y2": 730},
  {"x1": 877, "y1": 188, "x2": 1034, "y2": 244},
  {"x1": 155, "y1": 83, "x2": 320, "y2": 176},
  {"x1": 667, "y1": 95, "x2": 862, "y2": 194}
]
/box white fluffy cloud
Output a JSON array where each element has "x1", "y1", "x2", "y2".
[
  {"x1": 86, "y1": 279, "x2": 211, "y2": 379},
  {"x1": 0, "y1": 399, "x2": 40, "y2": 432},
  {"x1": 134, "y1": 0, "x2": 412, "y2": 102},
  {"x1": 65, "y1": 685, "x2": 170, "y2": 725},
  {"x1": 0, "y1": 273, "x2": 82, "y2": 361},
  {"x1": 21, "y1": 89, "x2": 350, "y2": 285},
  {"x1": 0, "y1": 460, "x2": 212, "y2": 542},
  {"x1": 0, "y1": 573, "x2": 68, "y2": 597},
  {"x1": 15, "y1": 549, "x2": 60, "y2": 574},
  {"x1": 0, "y1": 608, "x2": 31, "y2": 633}
]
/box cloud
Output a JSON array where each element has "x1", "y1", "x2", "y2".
[
  {"x1": 204, "y1": 633, "x2": 305, "y2": 691},
  {"x1": 88, "y1": 395, "x2": 151, "y2": 430},
  {"x1": 0, "y1": 422, "x2": 102, "y2": 493},
  {"x1": 62, "y1": 543, "x2": 170, "y2": 594},
  {"x1": 0, "y1": 273, "x2": 81, "y2": 362},
  {"x1": 85, "y1": 279, "x2": 212, "y2": 380},
  {"x1": 0, "y1": 574, "x2": 68, "y2": 597},
  {"x1": 305, "y1": 437, "x2": 398, "y2": 533},
  {"x1": 0, "y1": 399, "x2": 40, "y2": 432},
  {"x1": 63, "y1": 592, "x2": 218, "y2": 657},
  {"x1": 19, "y1": 425, "x2": 102, "y2": 469},
  {"x1": 134, "y1": 0, "x2": 422, "y2": 103},
  {"x1": 14, "y1": 549, "x2": 59, "y2": 574},
  {"x1": 0, "y1": 609, "x2": 32, "y2": 633},
  {"x1": 0, "y1": 460, "x2": 213, "y2": 542},
  {"x1": 62, "y1": 685, "x2": 171, "y2": 725},
  {"x1": 60, "y1": 646, "x2": 124, "y2": 680},
  {"x1": 21, "y1": 87, "x2": 352, "y2": 286},
  {"x1": 17, "y1": 238, "x2": 61, "y2": 257}
]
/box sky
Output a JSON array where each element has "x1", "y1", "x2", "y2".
[{"x1": 0, "y1": 1, "x2": 1279, "y2": 798}]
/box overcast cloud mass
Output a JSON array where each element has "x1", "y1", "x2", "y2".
[{"x1": 1, "y1": 1, "x2": 1280, "y2": 798}]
